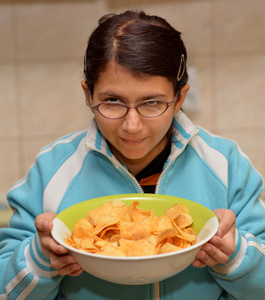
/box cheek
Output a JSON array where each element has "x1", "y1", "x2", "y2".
[
  {"x1": 151, "y1": 116, "x2": 173, "y2": 139},
  {"x1": 95, "y1": 116, "x2": 119, "y2": 139},
  {"x1": 156, "y1": 125, "x2": 171, "y2": 144}
]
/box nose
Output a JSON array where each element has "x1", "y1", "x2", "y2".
[{"x1": 122, "y1": 108, "x2": 143, "y2": 133}]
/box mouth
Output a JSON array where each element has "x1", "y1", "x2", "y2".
[{"x1": 121, "y1": 138, "x2": 145, "y2": 146}]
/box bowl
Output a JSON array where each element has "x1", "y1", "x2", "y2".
[{"x1": 51, "y1": 194, "x2": 218, "y2": 285}]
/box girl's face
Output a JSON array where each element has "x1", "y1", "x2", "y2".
[{"x1": 82, "y1": 62, "x2": 188, "y2": 175}]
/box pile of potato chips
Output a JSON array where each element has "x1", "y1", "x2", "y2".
[{"x1": 65, "y1": 199, "x2": 197, "y2": 257}]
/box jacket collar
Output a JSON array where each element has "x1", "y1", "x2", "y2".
[
  {"x1": 169, "y1": 110, "x2": 199, "y2": 160},
  {"x1": 85, "y1": 110, "x2": 199, "y2": 161}
]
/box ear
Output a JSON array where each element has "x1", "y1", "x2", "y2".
[
  {"x1": 81, "y1": 80, "x2": 92, "y2": 108},
  {"x1": 174, "y1": 84, "x2": 190, "y2": 114}
]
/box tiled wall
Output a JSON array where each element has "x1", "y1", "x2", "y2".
[{"x1": 1, "y1": 0, "x2": 265, "y2": 205}]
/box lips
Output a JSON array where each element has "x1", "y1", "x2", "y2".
[{"x1": 121, "y1": 137, "x2": 145, "y2": 145}]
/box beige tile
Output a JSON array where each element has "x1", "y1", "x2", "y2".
[
  {"x1": 261, "y1": 191, "x2": 265, "y2": 202},
  {"x1": 0, "y1": 3, "x2": 14, "y2": 61},
  {"x1": 15, "y1": 0, "x2": 107, "y2": 60},
  {"x1": 214, "y1": 0, "x2": 265, "y2": 52},
  {"x1": 215, "y1": 54, "x2": 265, "y2": 130},
  {"x1": 0, "y1": 142, "x2": 20, "y2": 205},
  {"x1": 157, "y1": 1, "x2": 213, "y2": 54},
  {"x1": 19, "y1": 61, "x2": 93, "y2": 137},
  {"x1": 185, "y1": 56, "x2": 216, "y2": 131},
  {"x1": 0, "y1": 64, "x2": 18, "y2": 137},
  {"x1": 107, "y1": 0, "x2": 173, "y2": 8}
]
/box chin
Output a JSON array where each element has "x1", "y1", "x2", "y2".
[
  {"x1": 122, "y1": 153, "x2": 146, "y2": 160},
  {"x1": 118, "y1": 149, "x2": 149, "y2": 161}
]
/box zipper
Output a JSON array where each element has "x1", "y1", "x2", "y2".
[
  {"x1": 87, "y1": 128, "x2": 198, "y2": 300},
  {"x1": 115, "y1": 160, "x2": 144, "y2": 193},
  {"x1": 153, "y1": 129, "x2": 198, "y2": 300},
  {"x1": 85, "y1": 144, "x2": 144, "y2": 193},
  {"x1": 89, "y1": 147, "x2": 160, "y2": 299},
  {"x1": 155, "y1": 129, "x2": 199, "y2": 194},
  {"x1": 154, "y1": 282, "x2": 160, "y2": 300}
]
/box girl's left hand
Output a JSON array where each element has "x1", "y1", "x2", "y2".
[{"x1": 192, "y1": 209, "x2": 236, "y2": 268}]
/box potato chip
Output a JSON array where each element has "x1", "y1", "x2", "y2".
[
  {"x1": 87, "y1": 201, "x2": 113, "y2": 225},
  {"x1": 111, "y1": 199, "x2": 132, "y2": 221},
  {"x1": 147, "y1": 233, "x2": 158, "y2": 246},
  {"x1": 172, "y1": 222, "x2": 196, "y2": 242},
  {"x1": 73, "y1": 236, "x2": 98, "y2": 252},
  {"x1": 99, "y1": 226, "x2": 119, "y2": 239},
  {"x1": 98, "y1": 245, "x2": 126, "y2": 257},
  {"x1": 129, "y1": 200, "x2": 153, "y2": 222},
  {"x1": 65, "y1": 199, "x2": 197, "y2": 257},
  {"x1": 174, "y1": 213, "x2": 193, "y2": 229},
  {"x1": 72, "y1": 218, "x2": 93, "y2": 238},
  {"x1": 92, "y1": 215, "x2": 119, "y2": 237},
  {"x1": 156, "y1": 228, "x2": 178, "y2": 245},
  {"x1": 165, "y1": 204, "x2": 182, "y2": 220},
  {"x1": 65, "y1": 233, "x2": 75, "y2": 247},
  {"x1": 158, "y1": 242, "x2": 182, "y2": 254},
  {"x1": 120, "y1": 218, "x2": 154, "y2": 241},
  {"x1": 119, "y1": 238, "x2": 156, "y2": 256},
  {"x1": 154, "y1": 215, "x2": 175, "y2": 234}
]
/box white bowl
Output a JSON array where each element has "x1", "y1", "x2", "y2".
[{"x1": 51, "y1": 194, "x2": 218, "y2": 285}]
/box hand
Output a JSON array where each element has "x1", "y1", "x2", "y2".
[
  {"x1": 192, "y1": 209, "x2": 236, "y2": 268},
  {"x1": 35, "y1": 212, "x2": 83, "y2": 277}
]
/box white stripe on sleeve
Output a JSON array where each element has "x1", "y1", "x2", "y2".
[
  {"x1": 212, "y1": 232, "x2": 247, "y2": 275},
  {"x1": 190, "y1": 135, "x2": 228, "y2": 187},
  {"x1": 9, "y1": 131, "x2": 86, "y2": 192},
  {"x1": 43, "y1": 137, "x2": 89, "y2": 212},
  {"x1": 24, "y1": 244, "x2": 58, "y2": 278}
]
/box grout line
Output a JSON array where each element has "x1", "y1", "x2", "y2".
[
  {"x1": 10, "y1": 2, "x2": 27, "y2": 178},
  {"x1": 208, "y1": 0, "x2": 218, "y2": 133}
]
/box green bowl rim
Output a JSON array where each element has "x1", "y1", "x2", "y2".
[{"x1": 52, "y1": 194, "x2": 219, "y2": 260}]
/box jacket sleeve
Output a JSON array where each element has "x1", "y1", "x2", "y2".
[
  {"x1": 209, "y1": 141, "x2": 265, "y2": 299},
  {"x1": 0, "y1": 159, "x2": 63, "y2": 300}
]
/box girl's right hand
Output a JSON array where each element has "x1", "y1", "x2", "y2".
[{"x1": 35, "y1": 212, "x2": 83, "y2": 277}]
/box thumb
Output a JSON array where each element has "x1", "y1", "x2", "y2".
[
  {"x1": 213, "y1": 209, "x2": 235, "y2": 238},
  {"x1": 35, "y1": 212, "x2": 57, "y2": 233}
]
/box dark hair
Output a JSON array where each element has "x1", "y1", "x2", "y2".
[{"x1": 84, "y1": 10, "x2": 188, "y2": 94}]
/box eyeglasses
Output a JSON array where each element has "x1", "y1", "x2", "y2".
[{"x1": 89, "y1": 93, "x2": 179, "y2": 119}]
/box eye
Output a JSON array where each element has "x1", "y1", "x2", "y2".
[
  {"x1": 104, "y1": 97, "x2": 122, "y2": 103},
  {"x1": 141, "y1": 100, "x2": 163, "y2": 107},
  {"x1": 146, "y1": 100, "x2": 161, "y2": 105}
]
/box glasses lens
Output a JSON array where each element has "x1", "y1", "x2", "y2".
[
  {"x1": 138, "y1": 100, "x2": 167, "y2": 117},
  {"x1": 98, "y1": 103, "x2": 128, "y2": 119}
]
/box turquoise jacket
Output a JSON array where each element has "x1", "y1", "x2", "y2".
[{"x1": 0, "y1": 111, "x2": 264, "y2": 300}]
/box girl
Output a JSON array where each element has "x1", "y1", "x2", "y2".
[{"x1": 1, "y1": 10, "x2": 264, "y2": 300}]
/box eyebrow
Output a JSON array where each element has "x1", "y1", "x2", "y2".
[{"x1": 97, "y1": 91, "x2": 168, "y2": 101}]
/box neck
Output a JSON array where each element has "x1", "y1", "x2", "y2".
[{"x1": 109, "y1": 137, "x2": 169, "y2": 176}]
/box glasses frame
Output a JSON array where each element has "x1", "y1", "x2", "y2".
[{"x1": 88, "y1": 92, "x2": 180, "y2": 120}]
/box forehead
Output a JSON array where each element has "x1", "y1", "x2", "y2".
[{"x1": 94, "y1": 62, "x2": 174, "y2": 97}]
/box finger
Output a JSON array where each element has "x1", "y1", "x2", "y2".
[
  {"x1": 213, "y1": 209, "x2": 236, "y2": 237},
  {"x1": 35, "y1": 219, "x2": 53, "y2": 233},
  {"x1": 50, "y1": 252, "x2": 77, "y2": 270},
  {"x1": 201, "y1": 243, "x2": 230, "y2": 265},
  {"x1": 40, "y1": 234, "x2": 68, "y2": 255},
  {"x1": 192, "y1": 259, "x2": 206, "y2": 268},
  {"x1": 50, "y1": 253, "x2": 82, "y2": 276},
  {"x1": 210, "y1": 233, "x2": 235, "y2": 256},
  {"x1": 67, "y1": 268, "x2": 84, "y2": 277},
  {"x1": 57, "y1": 263, "x2": 82, "y2": 276},
  {"x1": 195, "y1": 247, "x2": 220, "y2": 267},
  {"x1": 35, "y1": 212, "x2": 57, "y2": 233}
]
